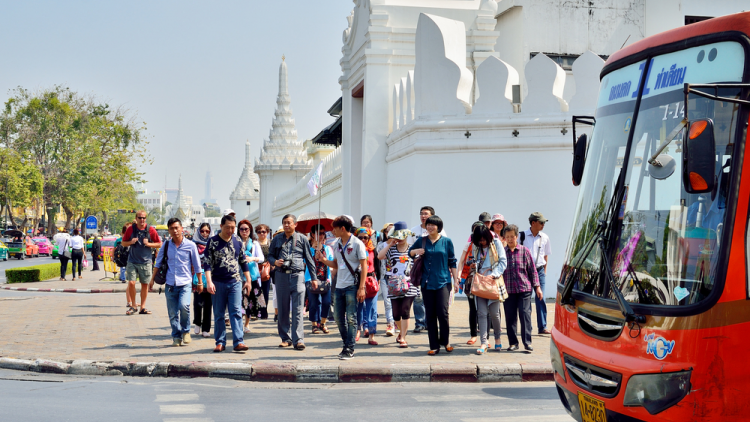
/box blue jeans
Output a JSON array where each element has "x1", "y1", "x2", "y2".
[
  {"x1": 213, "y1": 281, "x2": 244, "y2": 347},
  {"x1": 308, "y1": 288, "x2": 331, "y2": 323},
  {"x1": 165, "y1": 284, "x2": 191, "y2": 339},
  {"x1": 413, "y1": 294, "x2": 426, "y2": 329},
  {"x1": 379, "y1": 278, "x2": 394, "y2": 324},
  {"x1": 334, "y1": 286, "x2": 358, "y2": 351},
  {"x1": 357, "y1": 295, "x2": 378, "y2": 334},
  {"x1": 535, "y1": 266, "x2": 547, "y2": 332}
]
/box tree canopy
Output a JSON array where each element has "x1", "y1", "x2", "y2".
[{"x1": 0, "y1": 86, "x2": 149, "y2": 233}]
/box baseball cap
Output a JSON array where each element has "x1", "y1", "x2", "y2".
[
  {"x1": 223, "y1": 209, "x2": 236, "y2": 216},
  {"x1": 529, "y1": 212, "x2": 548, "y2": 223},
  {"x1": 478, "y1": 212, "x2": 492, "y2": 223}
]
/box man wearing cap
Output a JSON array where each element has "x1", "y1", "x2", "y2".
[{"x1": 521, "y1": 212, "x2": 552, "y2": 335}]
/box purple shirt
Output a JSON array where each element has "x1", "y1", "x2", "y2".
[{"x1": 503, "y1": 244, "x2": 540, "y2": 294}]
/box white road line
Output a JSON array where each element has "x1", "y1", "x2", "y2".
[
  {"x1": 155, "y1": 394, "x2": 200, "y2": 402},
  {"x1": 412, "y1": 394, "x2": 506, "y2": 402},
  {"x1": 159, "y1": 404, "x2": 205, "y2": 415},
  {"x1": 163, "y1": 419, "x2": 214, "y2": 422},
  {"x1": 463, "y1": 415, "x2": 573, "y2": 422}
]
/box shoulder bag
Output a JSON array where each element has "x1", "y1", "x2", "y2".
[
  {"x1": 153, "y1": 240, "x2": 170, "y2": 285},
  {"x1": 471, "y1": 242, "x2": 508, "y2": 301},
  {"x1": 409, "y1": 237, "x2": 426, "y2": 288},
  {"x1": 309, "y1": 246, "x2": 331, "y2": 295},
  {"x1": 61, "y1": 238, "x2": 71, "y2": 259},
  {"x1": 245, "y1": 241, "x2": 261, "y2": 282}
]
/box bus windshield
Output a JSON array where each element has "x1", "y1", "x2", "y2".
[{"x1": 563, "y1": 41, "x2": 746, "y2": 307}]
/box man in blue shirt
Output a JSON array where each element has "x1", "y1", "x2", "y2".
[{"x1": 150, "y1": 218, "x2": 203, "y2": 347}]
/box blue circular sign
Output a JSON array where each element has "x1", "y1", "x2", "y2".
[{"x1": 85, "y1": 216, "x2": 98, "y2": 230}]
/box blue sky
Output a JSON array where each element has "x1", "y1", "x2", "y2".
[{"x1": 0, "y1": 0, "x2": 352, "y2": 208}]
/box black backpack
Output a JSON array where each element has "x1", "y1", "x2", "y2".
[{"x1": 114, "y1": 243, "x2": 129, "y2": 267}]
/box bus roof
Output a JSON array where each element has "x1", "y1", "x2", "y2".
[{"x1": 607, "y1": 11, "x2": 750, "y2": 69}]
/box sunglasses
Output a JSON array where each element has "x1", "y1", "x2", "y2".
[
  {"x1": 256, "y1": 230, "x2": 267, "y2": 234},
  {"x1": 136, "y1": 217, "x2": 147, "y2": 220},
  {"x1": 200, "y1": 230, "x2": 210, "y2": 233},
  {"x1": 358, "y1": 236, "x2": 370, "y2": 241},
  {"x1": 239, "y1": 228, "x2": 250, "y2": 232}
]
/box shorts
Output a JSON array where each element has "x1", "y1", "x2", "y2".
[
  {"x1": 391, "y1": 296, "x2": 415, "y2": 321},
  {"x1": 126, "y1": 262, "x2": 152, "y2": 284}
]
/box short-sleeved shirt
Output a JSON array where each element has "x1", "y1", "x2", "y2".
[
  {"x1": 123, "y1": 224, "x2": 161, "y2": 265},
  {"x1": 521, "y1": 229, "x2": 551, "y2": 268},
  {"x1": 333, "y1": 235, "x2": 367, "y2": 289},
  {"x1": 385, "y1": 245, "x2": 420, "y2": 298},
  {"x1": 204, "y1": 235, "x2": 250, "y2": 283}
]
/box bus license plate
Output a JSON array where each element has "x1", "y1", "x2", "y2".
[{"x1": 578, "y1": 392, "x2": 607, "y2": 422}]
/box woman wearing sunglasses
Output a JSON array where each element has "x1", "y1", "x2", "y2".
[
  {"x1": 237, "y1": 220, "x2": 265, "y2": 334},
  {"x1": 356, "y1": 227, "x2": 381, "y2": 345},
  {"x1": 254, "y1": 224, "x2": 272, "y2": 320},
  {"x1": 306, "y1": 224, "x2": 333, "y2": 334}
]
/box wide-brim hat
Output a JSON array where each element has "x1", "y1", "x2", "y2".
[{"x1": 388, "y1": 221, "x2": 413, "y2": 240}]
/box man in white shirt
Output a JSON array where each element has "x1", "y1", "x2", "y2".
[
  {"x1": 407, "y1": 206, "x2": 447, "y2": 333},
  {"x1": 521, "y1": 212, "x2": 552, "y2": 335}
]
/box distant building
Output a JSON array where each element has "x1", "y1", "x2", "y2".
[
  {"x1": 201, "y1": 171, "x2": 216, "y2": 205},
  {"x1": 230, "y1": 141, "x2": 262, "y2": 220},
  {"x1": 136, "y1": 185, "x2": 165, "y2": 211},
  {"x1": 164, "y1": 175, "x2": 204, "y2": 227}
]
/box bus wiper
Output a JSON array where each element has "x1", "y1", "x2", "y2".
[
  {"x1": 598, "y1": 236, "x2": 647, "y2": 323},
  {"x1": 560, "y1": 220, "x2": 603, "y2": 306}
]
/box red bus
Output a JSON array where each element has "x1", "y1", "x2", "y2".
[{"x1": 554, "y1": 12, "x2": 750, "y2": 422}]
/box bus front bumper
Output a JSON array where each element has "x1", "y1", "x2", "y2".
[{"x1": 556, "y1": 381, "x2": 645, "y2": 422}]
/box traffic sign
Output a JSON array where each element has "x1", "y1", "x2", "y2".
[{"x1": 85, "y1": 216, "x2": 98, "y2": 234}]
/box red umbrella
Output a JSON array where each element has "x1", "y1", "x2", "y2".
[{"x1": 295, "y1": 211, "x2": 336, "y2": 234}]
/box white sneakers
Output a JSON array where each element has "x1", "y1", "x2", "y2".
[
  {"x1": 193, "y1": 325, "x2": 201, "y2": 335},
  {"x1": 201, "y1": 332, "x2": 211, "y2": 338}
]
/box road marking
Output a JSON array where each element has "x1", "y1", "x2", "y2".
[
  {"x1": 163, "y1": 419, "x2": 214, "y2": 422},
  {"x1": 463, "y1": 416, "x2": 572, "y2": 422},
  {"x1": 159, "y1": 404, "x2": 205, "y2": 415},
  {"x1": 412, "y1": 394, "x2": 505, "y2": 402},
  {"x1": 155, "y1": 394, "x2": 199, "y2": 402}
]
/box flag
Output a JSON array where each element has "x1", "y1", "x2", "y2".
[{"x1": 307, "y1": 161, "x2": 324, "y2": 197}]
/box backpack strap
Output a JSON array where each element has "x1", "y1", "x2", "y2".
[{"x1": 519, "y1": 231, "x2": 525, "y2": 246}]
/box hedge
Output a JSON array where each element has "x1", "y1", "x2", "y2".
[{"x1": 6, "y1": 262, "x2": 71, "y2": 284}]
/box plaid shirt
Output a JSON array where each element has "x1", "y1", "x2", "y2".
[{"x1": 503, "y1": 244, "x2": 540, "y2": 294}]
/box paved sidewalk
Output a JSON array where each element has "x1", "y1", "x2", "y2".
[
  {"x1": 0, "y1": 277, "x2": 555, "y2": 370},
  {"x1": 1, "y1": 270, "x2": 129, "y2": 292}
]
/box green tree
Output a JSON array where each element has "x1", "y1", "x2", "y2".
[
  {"x1": 0, "y1": 147, "x2": 43, "y2": 228},
  {"x1": 0, "y1": 86, "x2": 150, "y2": 233}
]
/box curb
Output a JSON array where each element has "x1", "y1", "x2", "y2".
[
  {"x1": 0, "y1": 357, "x2": 554, "y2": 383},
  {"x1": 1, "y1": 285, "x2": 126, "y2": 293}
]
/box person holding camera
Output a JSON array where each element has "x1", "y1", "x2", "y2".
[{"x1": 266, "y1": 214, "x2": 316, "y2": 350}]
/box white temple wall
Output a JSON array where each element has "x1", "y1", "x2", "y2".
[{"x1": 384, "y1": 126, "x2": 578, "y2": 297}]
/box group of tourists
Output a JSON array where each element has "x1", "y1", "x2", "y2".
[{"x1": 122, "y1": 206, "x2": 552, "y2": 360}]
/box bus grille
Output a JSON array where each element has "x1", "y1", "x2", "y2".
[
  {"x1": 577, "y1": 310, "x2": 625, "y2": 341},
  {"x1": 563, "y1": 355, "x2": 622, "y2": 398}
]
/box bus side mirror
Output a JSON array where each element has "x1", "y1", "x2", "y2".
[
  {"x1": 572, "y1": 133, "x2": 587, "y2": 186},
  {"x1": 683, "y1": 119, "x2": 716, "y2": 194}
]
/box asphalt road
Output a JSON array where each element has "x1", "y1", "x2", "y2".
[
  {"x1": 0, "y1": 369, "x2": 572, "y2": 422},
  {"x1": 0, "y1": 252, "x2": 93, "y2": 283}
]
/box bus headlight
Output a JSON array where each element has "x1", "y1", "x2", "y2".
[
  {"x1": 623, "y1": 371, "x2": 691, "y2": 415},
  {"x1": 549, "y1": 337, "x2": 565, "y2": 382}
]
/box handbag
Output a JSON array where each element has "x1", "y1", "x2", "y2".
[
  {"x1": 245, "y1": 242, "x2": 261, "y2": 281},
  {"x1": 260, "y1": 261, "x2": 271, "y2": 282},
  {"x1": 61, "y1": 238, "x2": 71, "y2": 259},
  {"x1": 470, "y1": 242, "x2": 508, "y2": 301},
  {"x1": 153, "y1": 240, "x2": 169, "y2": 285},
  {"x1": 83, "y1": 257, "x2": 89, "y2": 268},
  {"x1": 365, "y1": 273, "x2": 379, "y2": 298},
  {"x1": 409, "y1": 237, "x2": 426, "y2": 287},
  {"x1": 387, "y1": 275, "x2": 410, "y2": 296}
]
